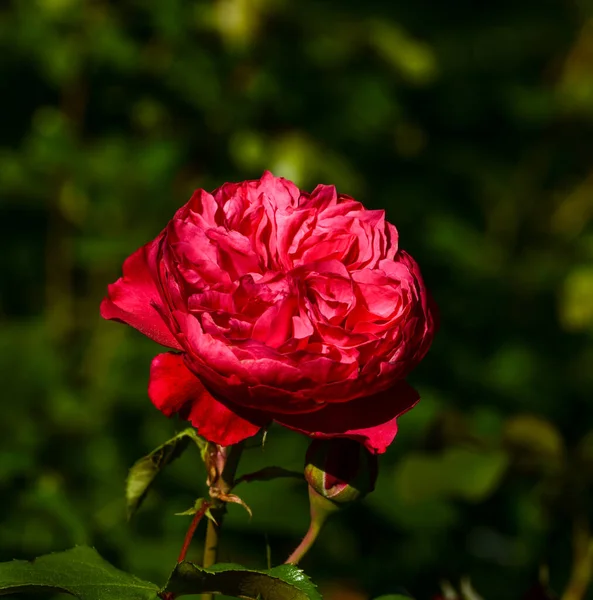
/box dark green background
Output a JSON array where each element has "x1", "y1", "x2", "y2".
[{"x1": 1, "y1": 0, "x2": 593, "y2": 598}]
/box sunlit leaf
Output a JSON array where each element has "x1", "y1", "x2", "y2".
[
  {"x1": 162, "y1": 561, "x2": 322, "y2": 599},
  {"x1": 0, "y1": 546, "x2": 158, "y2": 599}
]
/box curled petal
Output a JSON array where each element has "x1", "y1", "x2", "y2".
[{"x1": 100, "y1": 239, "x2": 181, "y2": 349}]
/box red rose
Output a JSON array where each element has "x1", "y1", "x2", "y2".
[{"x1": 101, "y1": 172, "x2": 436, "y2": 453}]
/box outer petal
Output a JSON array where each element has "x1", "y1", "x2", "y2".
[
  {"x1": 148, "y1": 352, "x2": 266, "y2": 446},
  {"x1": 100, "y1": 240, "x2": 182, "y2": 349},
  {"x1": 272, "y1": 381, "x2": 420, "y2": 454}
]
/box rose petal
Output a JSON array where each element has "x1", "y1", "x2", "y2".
[
  {"x1": 148, "y1": 352, "x2": 203, "y2": 416},
  {"x1": 259, "y1": 170, "x2": 301, "y2": 210},
  {"x1": 100, "y1": 239, "x2": 181, "y2": 349},
  {"x1": 301, "y1": 184, "x2": 338, "y2": 210},
  {"x1": 272, "y1": 381, "x2": 420, "y2": 454},
  {"x1": 206, "y1": 227, "x2": 260, "y2": 278},
  {"x1": 186, "y1": 188, "x2": 221, "y2": 226},
  {"x1": 148, "y1": 352, "x2": 265, "y2": 445},
  {"x1": 251, "y1": 295, "x2": 298, "y2": 348}
]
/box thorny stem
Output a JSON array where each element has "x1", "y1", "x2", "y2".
[
  {"x1": 202, "y1": 517, "x2": 219, "y2": 570},
  {"x1": 201, "y1": 442, "x2": 245, "y2": 600},
  {"x1": 177, "y1": 501, "x2": 211, "y2": 564},
  {"x1": 162, "y1": 501, "x2": 213, "y2": 600}
]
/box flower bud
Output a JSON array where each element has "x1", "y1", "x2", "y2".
[{"x1": 304, "y1": 438, "x2": 378, "y2": 505}]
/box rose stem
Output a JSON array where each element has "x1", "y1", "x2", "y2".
[
  {"x1": 285, "y1": 487, "x2": 337, "y2": 565},
  {"x1": 202, "y1": 442, "x2": 244, "y2": 600},
  {"x1": 177, "y1": 501, "x2": 211, "y2": 564},
  {"x1": 203, "y1": 517, "x2": 220, "y2": 572},
  {"x1": 284, "y1": 519, "x2": 323, "y2": 565}
]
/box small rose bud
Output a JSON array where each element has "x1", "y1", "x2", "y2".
[
  {"x1": 304, "y1": 438, "x2": 378, "y2": 505},
  {"x1": 286, "y1": 439, "x2": 379, "y2": 564}
]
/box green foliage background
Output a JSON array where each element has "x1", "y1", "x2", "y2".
[{"x1": 1, "y1": 0, "x2": 593, "y2": 598}]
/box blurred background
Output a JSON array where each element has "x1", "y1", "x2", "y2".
[{"x1": 1, "y1": 0, "x2": 593, "y2": 598}]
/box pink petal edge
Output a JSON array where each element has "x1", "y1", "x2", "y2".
[{"x1": 100, "y1": 241, "x2": 182, "y2": 350}]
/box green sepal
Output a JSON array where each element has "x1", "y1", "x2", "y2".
[
  {"x1": 161, "y1": 561, "x2": 322, "y2": 599},
  {"x1": 175, "y1": 497, "x2": 207, "y2": 517},
  {"x1": 204, "y1": 505, "x2": 219, "y2": 525}
]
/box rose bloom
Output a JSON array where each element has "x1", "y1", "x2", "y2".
[{"x1": 101, "y1": 172, "x2": 437, "y2": 453}]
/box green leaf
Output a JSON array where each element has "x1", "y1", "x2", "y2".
[
  {"x1": 0, "y1": 546, "x2": 158, "y2": 599},
  {"x1": 126, "y1": 428, "x2": 207, "y2": 519},
  {"x1": 162, "y1": 561, "x2": 322, "y2": 599}
]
